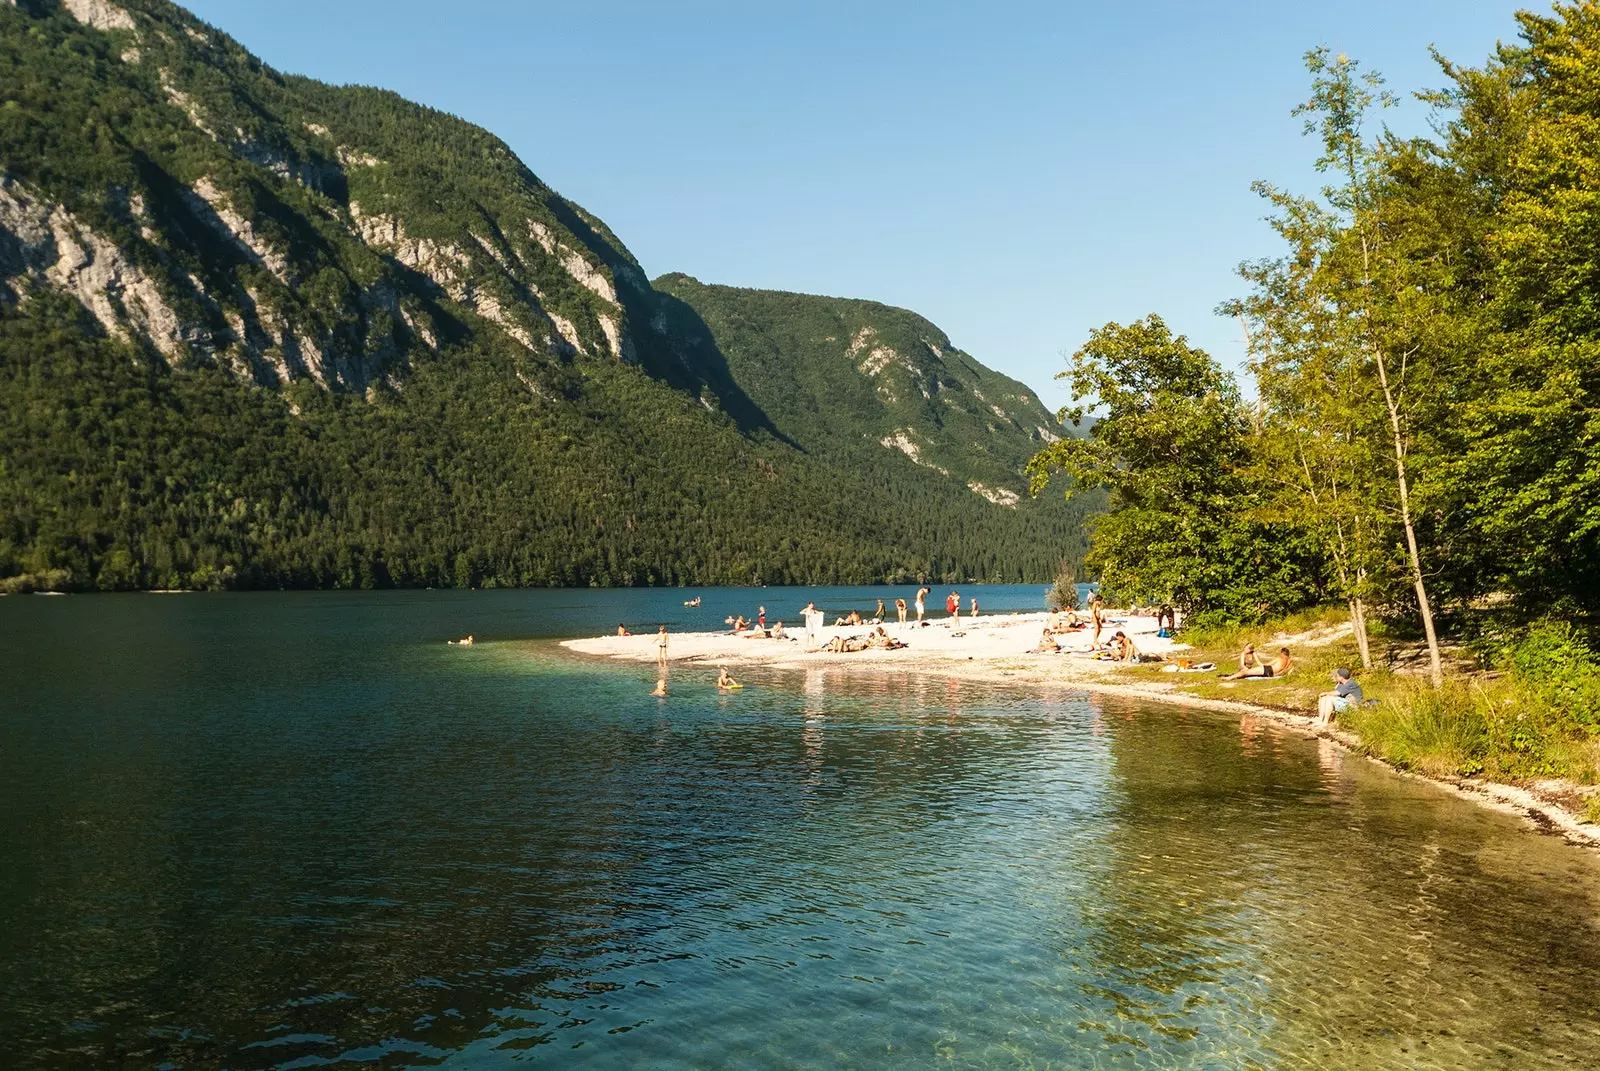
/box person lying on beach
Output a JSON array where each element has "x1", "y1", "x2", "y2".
[
  {"x1": 1030, "y1": 628, "x2": 1061, "y2": 654},
  {"x1": 813, "y1": 634, "x2": 870, "y2": 654},
  {"x1": 716, "y1": 667, "x2": 741, "y2": 690},
  {"x1": 1222, "y1": 647, "x2": 1292, "y2": 680},
  {"x1": 616, "y1": 624, "x2": 630, "y2": 636},
  {"x1": 741, "y1": 627, "x2": 772, "y2": 639},
  {"x1": 448, "y1": 635, "x2": 474, "y2": 646},
  {"x1": 866, "y1": 626, "x2": 906, "y2": 650},
  {"x1": 834, "y1": 610, "x2": 864, "y2": 626}
]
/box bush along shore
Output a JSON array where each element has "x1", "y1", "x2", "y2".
[{"x1": 1023, "y1": 14, "x2": 1600, "y2": 842}]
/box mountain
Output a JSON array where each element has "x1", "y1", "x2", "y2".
[
  {"x1": 0, "y1": 0, "x2": 1091, "y2": 591},
  {"x1": 654, "y1": 276, "x2": 1073, "y2": 507}
]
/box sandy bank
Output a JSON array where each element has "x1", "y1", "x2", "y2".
[{"x1": 561, "y1": 608, "x2": 1600, "y2": 853}]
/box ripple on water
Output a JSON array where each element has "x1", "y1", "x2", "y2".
[{"x1": 4, "y1": 598, "x2": 1600, "y2": 1068}]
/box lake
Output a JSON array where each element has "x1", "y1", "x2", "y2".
[{"x1": 4, "y1": 587, "x2": 1600, "y2": 1068}]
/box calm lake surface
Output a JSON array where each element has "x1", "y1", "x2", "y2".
[{"x1": 5, "y1": 587, "x2": 1600, "y2": 1069}]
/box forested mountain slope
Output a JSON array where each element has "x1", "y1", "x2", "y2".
[{"x1": 0, "y1": 0, "x2": 1088, "y2": 590}]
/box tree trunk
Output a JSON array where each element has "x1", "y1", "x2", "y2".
[
  {"x1": 1350, "y1": 594, "x2": 1372, "y2": 669},
  {"x1": 1372, "y1": 344, "x2": 1443, "y2": 686}
]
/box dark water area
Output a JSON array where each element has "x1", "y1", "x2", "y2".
[{"x1": 4, "y1": 589, "x2": 1600, "y2": 1068}]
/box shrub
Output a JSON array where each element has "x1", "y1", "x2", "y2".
[{"x1": 1046, "y1": 560, "x2": 1080, "y2": 610}]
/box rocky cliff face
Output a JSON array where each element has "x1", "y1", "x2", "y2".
[{"x1": 0, "y1": 0, "x2": 663, "y2": 395}]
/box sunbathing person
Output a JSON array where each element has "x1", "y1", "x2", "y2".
[
  {"x1": 771, "y1": 621, "x2": 789, "y2": 640},
  {"x1": 1237, "y1": 643, "x2": 1259, "y2": 672},
  {"x1": 732, "y1": 615, "x2": 749, "y2": 633},
  {"x1": 866, "y1": 626, "x2": 907, "y2": 650},
  {"x1": 814, "y1": 634, "x2": 870, "y2": 653},
  {"x1": 616, "y1": 624, "x2": 630, "y2": 636},
  {"x1": 1223, "y1": 647, "x2": 1292, "y2": 680},
  {"x1": 1111, "y1": 630, "x2": 1137, "y2": 662},
  {"x1": 1030, "y1": 628, "x2": 1061, "y2": 654}
]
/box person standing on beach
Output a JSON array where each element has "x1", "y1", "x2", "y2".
[
  {"x1": 895, "y1": 598, "x2": 908, "y2": 631},
  {"x1": 946, "y1": 590, "x2": 960, "y2": 626},
  {"x1": 802, "y1": 601, "x2": 822, "y2": 644},
  {"x1": 969, "y1": 596, "x2": 978, "y2": 618},
  {"x1": 656, "y1": 625, "x2": 669, "y2": 669},
  {"x1": 758, "y1": 605, "x2": 766, "y2": 629},
  {"x1": 1090, "y1": 595, "x2": 1104, "y2": 646},
  {"x1": 915, "y1": 587, "x2": 929, "y2": 625}
]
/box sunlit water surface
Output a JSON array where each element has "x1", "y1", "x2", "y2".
[{"x1": 4, "y1": 589, "x2": 1600, "y2": 1069}]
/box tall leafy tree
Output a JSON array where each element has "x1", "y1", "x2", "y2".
[
  {"x1": 1026, "y1": 316, "x2": 1326, "y2": 625},
  {"x1": 1236, "y1": 49, "x2": 1450, "y2": 683}
]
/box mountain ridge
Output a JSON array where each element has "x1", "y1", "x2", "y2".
[{"x1": 0, "y1": 0, "x2": 1092, "y2": 591}]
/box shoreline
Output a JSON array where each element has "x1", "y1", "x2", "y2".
[{"x1": 561, "y1": 610, "x2": 1600, "y2": 853}]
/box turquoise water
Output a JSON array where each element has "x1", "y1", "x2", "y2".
[{"x1": 4, "y1": 588, "x2": 1600, "y2": 1069}]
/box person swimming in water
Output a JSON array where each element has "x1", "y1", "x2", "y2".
[{"x1": 716, "y1": 667, "x2": 741, "y2": 690}]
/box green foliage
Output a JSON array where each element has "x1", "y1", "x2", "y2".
[
  {"x1": 1045, "y1": 560, "x2": 1079, "y2": 610},
  {"x1": 1343, "y1": 622, "x2": 1600, "y2": 782},
  {"x1": 1026, "y1": 316, "x2": 1327, "y2": 625}
]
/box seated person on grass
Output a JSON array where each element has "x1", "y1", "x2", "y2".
[
  {"x1": 1223, "y1": 647, "x2": 1292, "y2": 680},
  {"x1": 1316, "y1": 668, "x2": 1363, "y2": 725}
]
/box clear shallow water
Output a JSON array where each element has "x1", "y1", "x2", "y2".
[{"x1": 4, "y1": 590, "x2": 1600, "y2": 1069}]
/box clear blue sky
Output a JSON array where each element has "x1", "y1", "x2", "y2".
[{"x1": 186, "y1": 0, "x2": 1519, "y2": 408}]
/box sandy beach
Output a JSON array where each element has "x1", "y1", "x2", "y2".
[
  {"x1": 563, "y1": 608, "x2": 1600, "y2": 852},
  {"x1": 564, "y1": 608, "x2": 1186, "y2": 673}
]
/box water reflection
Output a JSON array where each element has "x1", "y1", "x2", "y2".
[{"x1": 3, "y1": 594, "x2": 1600, "y2": 1068}]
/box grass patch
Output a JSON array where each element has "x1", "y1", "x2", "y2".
[{"x1": 1144, "y1": 611, "x2": 1600, "y2": 786}]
